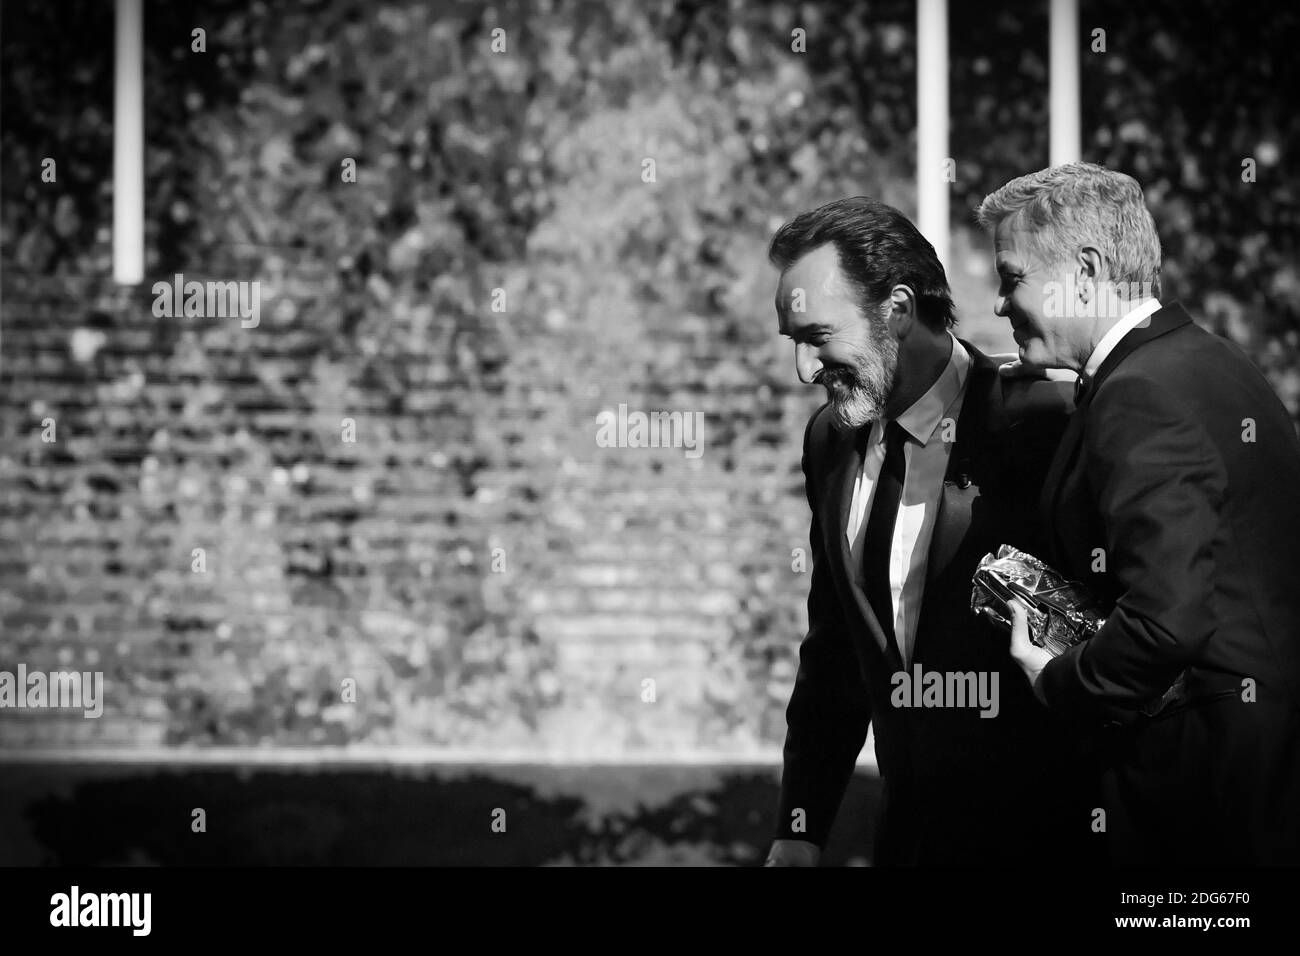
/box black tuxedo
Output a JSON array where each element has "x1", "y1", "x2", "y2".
[
  {"x1": 775, "y1": 340, "x2": 1098, "y2": 864},
  {"x1": 1038, "y1": 302, "x2": 1300, "y2": 865}
]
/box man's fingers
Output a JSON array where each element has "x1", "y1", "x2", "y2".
[
  {"x1": 997, "y1": 359, "x2": 1047, "y2": 380},
  {"x1": 1007, "y1": 599, "x2": 1031, "y2": 653},
  {"x1": 1009, "y1": 599, "x2": 1026, "y2": 628}
]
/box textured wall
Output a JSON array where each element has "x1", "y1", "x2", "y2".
[{"x1": 3, "y1": 0, "x2": 1295, "y2": 755}]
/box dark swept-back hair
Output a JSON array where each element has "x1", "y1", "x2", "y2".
[{"x1": 767, "y1": 197, "x2": 956, "y2": 330}]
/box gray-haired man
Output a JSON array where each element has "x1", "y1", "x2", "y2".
[{"x1": 978, "y1": 162, "x2": 1300, "y2": 865}]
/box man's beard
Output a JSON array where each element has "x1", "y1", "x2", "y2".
[{"x1": 819, "y1": 322, "x2": 899, "y2": 432}]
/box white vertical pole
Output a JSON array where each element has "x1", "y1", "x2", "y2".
[
  {"x1": 1049, "y1": 0, "x2": 1081, "y2": 166},
  {"x1": 916, "y1": 0, "x2": 949, "y2": 272},
  {"x1": 113, "y1": 0, "x2": 144, "y2": 285}
]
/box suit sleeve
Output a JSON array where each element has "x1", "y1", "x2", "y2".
[
  {"x1": 1039, "y1": 376, "x2": 1227, "y2": 723},
  {"x1": 774, "y1": 408, "x2": 873, "y2": 848}
]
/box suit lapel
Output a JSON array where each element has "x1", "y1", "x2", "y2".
[
  {"x1": 904, "y1": 343, "x2": 1002, "y2": 667},
  {"x1": 1039, "y1": 302, "x2": 1194, "y2": 558},
  {"x1": 925, "y1": 342, "x2": 1001, "y2": 589}
]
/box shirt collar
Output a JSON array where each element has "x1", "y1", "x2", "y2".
[
  {"x1": 1083, "y1": 298, "x2": 1162, "y2": 382},
  {"x1": 887, "y1": 332, "x2": 970, "y2": 446}
]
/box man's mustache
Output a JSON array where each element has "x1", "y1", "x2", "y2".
[{"x1": 815, "y1": 368, "x2": 857, "y2": 388}]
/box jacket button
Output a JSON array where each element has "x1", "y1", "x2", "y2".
[{"x1": 957, "y1": 474, "x2": 972, "y2": 489}]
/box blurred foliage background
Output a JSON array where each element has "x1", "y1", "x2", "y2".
[{"x1": 1, "y1": 0, "x2": 1296, "y2": 753}]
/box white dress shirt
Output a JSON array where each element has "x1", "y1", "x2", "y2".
[
  {"x1": 1082, "y1": 298, "x2": 1163, "y2": 383},
  {"x1": 845, "y1": 333, "x2": 971, "y2": 668}
]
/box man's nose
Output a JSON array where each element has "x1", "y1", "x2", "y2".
[
  {"x1": 795, "y1": 342, "x2": 822, "y2": 385},
  {"x1": 994, "y1": 294, "x2": 1011, "y2": 318}
]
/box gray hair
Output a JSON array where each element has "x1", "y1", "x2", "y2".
[{"x1": 976, "y1": 162, "x2": 1162, "y2": 299}]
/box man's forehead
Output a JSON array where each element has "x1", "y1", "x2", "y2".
[
  {"x1": 775, "y1": 250, "x2": 850, "y2": 333},
  {"x1": 780, "y1": 246, "x2": 844, "y2": 297},
  {"x1": 993, "y1": 221, "x2": 1025, "y2": 266}
]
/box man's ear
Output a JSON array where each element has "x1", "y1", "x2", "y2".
[
  {"x1": 1078, "y1": 245, "x2": 1104, "y2": 277},
  {"x1": 889, "y1": 284, "x2": 918, "y2": 336},
  {"x1": 1077, "y1": 246, "x2": 1104, "y2": 302}
]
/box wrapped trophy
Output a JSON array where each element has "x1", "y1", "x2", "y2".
[
  {"x1": 971, "y1": 544, "x2": 1188, "y2": 718},
  {"x1": 970, "y1": 544, "x2": 1107, "y2": 656}
]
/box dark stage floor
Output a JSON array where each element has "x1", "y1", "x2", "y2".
[{"x1": 0, "y1": 761, "x2": 882, "y2": 866}]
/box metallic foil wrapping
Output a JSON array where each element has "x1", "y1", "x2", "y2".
[
  {"x1": 970, "y1": 544, "x2": 1107, "y2": 656},
  {"x1": 971, "y1": 544, "x2": 1187, "y2": 718}
]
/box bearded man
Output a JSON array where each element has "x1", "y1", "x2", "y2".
[{"x1": 763, "y1": 197, "x2": 1096, "y2": 866}]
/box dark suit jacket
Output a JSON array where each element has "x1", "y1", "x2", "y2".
[
  {"x1": 775, "y1": 340, "x2": 1097, "y2": 865},
  {"x1": 1038, "y1": 302, "x2": 1300, "y2": 864}
]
